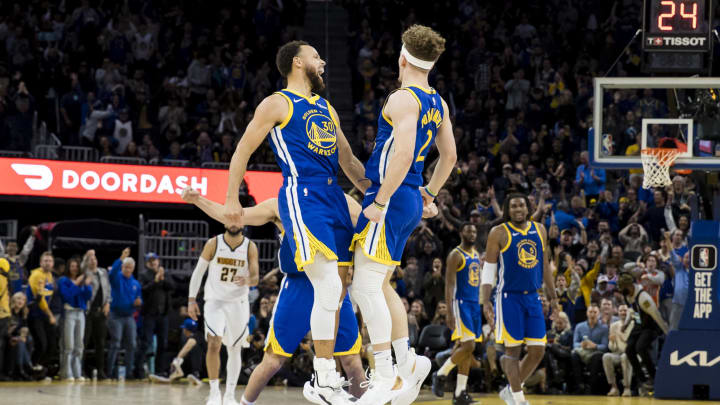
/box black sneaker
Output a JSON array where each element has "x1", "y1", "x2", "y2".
[
  {"x1": 453, "y1": 390, "x2": 476, "y2": 405},
  {"x1": 431, "y1": 371, "x2": 447, "y2": 397}
]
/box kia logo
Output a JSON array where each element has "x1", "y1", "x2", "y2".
[{"x1": 11, "y1": 163, "x2": 53, "y2": 191}]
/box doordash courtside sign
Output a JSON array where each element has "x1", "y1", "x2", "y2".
[{"x1": 1, "y1": 157, "x2": 283, "y2": 204}]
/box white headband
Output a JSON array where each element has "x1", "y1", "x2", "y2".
[{"x1": 401, "y1": 45, "x2": 435, "y2": 70}]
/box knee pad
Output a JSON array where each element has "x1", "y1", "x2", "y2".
[
  {"x1": 352, "y1": 252, "x2": 389, "y2": 320},
  {"x1": 305, "y1": 255, "x2": 342, "y2": 312}
]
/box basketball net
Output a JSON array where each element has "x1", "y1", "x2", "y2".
[{"x1": 640, "y1": 148, "x2": 681, "y2": 189}]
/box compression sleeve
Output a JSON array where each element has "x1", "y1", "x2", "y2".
[
  {"x1": 188, "y1": 257, "x2": 210, "y2": 299},
  {"x1": 481, "y1": 261, "x2": 497, "y2": 286}
]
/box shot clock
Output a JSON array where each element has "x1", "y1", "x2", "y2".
[{"x1": 642, "y1": 0, "x2": 713, "y2": 73}]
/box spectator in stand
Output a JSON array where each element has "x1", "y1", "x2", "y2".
[
  {"x1": 27, "y1": 251, "x2": 58, "y2": 370},
  {"x1": 618, "y1": 222, "x2": 648, "y2": 255},
  {"x1": 6, "y1": 292, "x2": 44, "y2": 380},
  {"x1": 148, "y1": 318, "x2": 202, "y2": 385},
  {"x1": 598, "y1": 298, "x2": 618, "y2": 327},
  {"x1": 575, "y1": 152, "x2": 606, "y2": 203},
  {"x1": 81, "y1": 249, "x2": 111, "y2": 379},
  {"x1": 2, "y1": 227, "x2": 36, "y2": 295},
  {"x1": 570, "y1": 304, "x2": 609, "y2": 394},
  {"x1": 423, "y1": 258, "x2": 446, "y2": 318},
  {"x1": 58, "y1": 257, "x2": 93, "y2": 381},
  {"x1": 138, "y1": 252, "x2": 174, "y2": 378},
  {"x1": 107, "y1": 248, "x2": 142, "y2": 379},
  {"x1": 545, "y1": 311, "x2": 574, "y2": 390},
  {"x1": 602, "y1": 304, "x2": 633, "y2": 397},
  {"x1": 668, "y1": 251, "x2": 690, "y2": 330},
  {"x1": 618, "y1": 274, "x2": 669, "y2": 395},
  {"x1": 641, "y1": 189, "x2": 669, "y2": 243},
  {"x1": 410, "y1": 300, "x2": 429, "y2": 332}
]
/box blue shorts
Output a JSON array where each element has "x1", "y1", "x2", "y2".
[
  {"x1": 452, "y1": 300, "x2": 483, "y2": 342},
  {"x1": 277, "y1": 176, "x2": 354, "y2": 270},
  {"x1": 495, "y1": 291, "x2": 546, "y2": 347},
  {"x1": 265, "y1": 274, "x2": 361, "y2": 357},
  {"x1": 352, "y1": 183, "x2": 423, "y2": 265}
]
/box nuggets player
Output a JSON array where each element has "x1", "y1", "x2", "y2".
[
  {"x1": 351, "y1": 25, "x2": 457, "y2": 405},
  {"x1": 223, "y1": 41, "x2": 367, "y2": 404},
  {"x1": 188, "y1": 225, "x2": 259, "y2": 405},
  {"x1": 481, "y1": 194, "x2": 558, "y2": 405},
  {"x1": 432, "y1": 223, "x2": 482, "y2": 405}
]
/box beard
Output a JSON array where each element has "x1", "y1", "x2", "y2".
[
  {"x1": 305, "y1": 65, "x2": 325, "y2": 93},
  {"x1": 225, "y1": 226, "x2": 242, "y2": 236}
]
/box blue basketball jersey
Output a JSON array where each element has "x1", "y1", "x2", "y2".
[
  {"x1": 268, "y1": 89, "x2": 340, "y2": 178},
  {"x1": 365, "y1": 86, "x2": 444, "y2": 187},
  {"x1": 454, "y1": 246, "x2": 481, "y2": 302},
  {"x1": 498, "y1": 221, "x2": 545, "y2": 292}
]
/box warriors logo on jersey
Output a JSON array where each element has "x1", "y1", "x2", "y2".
[
  {"x1": 517, "y1": 240, "x2": 539, "y2": 269},
  {"x1": 304, "y1": 111, "x2": 337, "y2": 156},
  {"x1": 452, "y1": 247, "x2": 482, "y2": 342}
]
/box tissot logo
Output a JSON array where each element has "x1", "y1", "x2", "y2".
[
  {"x1": 646, "y1": 36, "x2": 707, "y2": 47},
  {"x1": 1, "y1": 157, "x2": 283, "y2": 204},
  {"x1": 11, "y1": 163, "x2": 53, "y2": 190},
  {"x1": 670, "y1": 350, "x2": 720, "y2": 367}
]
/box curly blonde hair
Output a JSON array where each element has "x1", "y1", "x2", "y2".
[{"x1": 401, "y1": 24, "x2": 446, "y2": 65}]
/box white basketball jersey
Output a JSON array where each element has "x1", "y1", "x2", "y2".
[{"x1": 205, "y1": 234, "x2": 250, "y2": 301}]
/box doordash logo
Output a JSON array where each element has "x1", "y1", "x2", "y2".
[
  {"x1": 2, "y1": 158, "x2": 283, "y2": 204},
  {"x1": 11, "y1": 163, "x2": 53, "y2": 190}
]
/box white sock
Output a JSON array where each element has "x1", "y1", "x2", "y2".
[
  {"x1": 313, "y1": 357, "x2": 337, "y2": 386},
  {"x1": 210, "y1": 379, "x2": 220, "y2": 394},
  {"x1": 438, "y1": 358, "x2": 456, "y2": 376},
  {"x1": 240, "y1": 395, "x2": 255, "y2": 405},
  {"x1": 512, "y1": 390, "x2": 526, "y2": 403},
  {"x1": 225, "y1": 348, "x2": 241, "y2": 396},
  {"x1": 374, "y1": 349, "x2": 394, "y2": 379},
  {"x1": 392, "y1": 338, "x2": 409, "y2": 367},
  {"x1": 456, "y1": 374, "x2": 468, "y2": 396}
]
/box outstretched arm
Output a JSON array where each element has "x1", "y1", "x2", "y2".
[
  {"x1": 183, "y1": 187, "x2": 282, "y2": 230},
  {"x1": 224, "y1": 94, "x2": 287, "y2": 225}
]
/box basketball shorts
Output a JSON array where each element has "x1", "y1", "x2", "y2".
[
  {"x1": 452, "y1": 299, "x2": 483, "y2": 342},
  {"x1": 265, "y1": 274, "x2": 361, "y2": 357},
  {"x1": 204, "y1": 297, "x2": 250, "y2": 348},
  {"x1": 495, "y1": 291, "x2": 546, "y2": 347},
  {"x1": 352, "y1": 183, "x2": 423, "y2": 266},
  {"x1": 278, "y1": 176, "x2": 354, "y2": 270}
]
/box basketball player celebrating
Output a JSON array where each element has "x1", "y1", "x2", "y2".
[
  {"x1": 351, "y1": 25, "x2": 457, "y2": 405},
  {"x1": 188, "y1": 225, "x2": 259, "y2": 405},
  {"x1": 222, "y1": 41, "x2": 367, "y2": 405},
  {"x1": 182, "y1": 188, "x2": 437, "y2": 405},
  {"x1": 432, "y1": 223, "x2": 482, "y2": 405},
  {"x1": 481, "y1": 194, "x2": 558, "y2": 405}
]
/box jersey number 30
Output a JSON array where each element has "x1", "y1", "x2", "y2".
[{"x1": 220, "y1": 267, "x2": 237, "y2": 282}]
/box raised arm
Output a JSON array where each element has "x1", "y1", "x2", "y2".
[
  {"x1": 183, "y1": 187, "x2": 282, "y2": 230},
  {"x1": 224, "y1": 94, "x2": 287, "y2": 225}
]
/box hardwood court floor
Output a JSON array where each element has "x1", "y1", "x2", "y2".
[{"x1": 0, "y1": 381, "x2": 712, "y2": 405}]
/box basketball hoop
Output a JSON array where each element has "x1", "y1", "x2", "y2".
[{"x1": 640, "y1": 148, "x2": 681, "y2": 189}]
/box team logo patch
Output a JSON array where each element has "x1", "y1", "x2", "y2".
[
  {"x1": 516, "y1": 240, "x2": 539, "y2": 269},
  {"x1": 468, "y1": 262, "x2": 480, "y2": 287},
  {"x1": 304, "y1": 111, "x2": 337, "y2": 156}
]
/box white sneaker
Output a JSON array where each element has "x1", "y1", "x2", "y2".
[
  {"x1": 149, "y1": 374, "x2": 171, "y2": 383},
  {"x1": 187, "y1": 374, "x2": 202, "y2": 386},
  {"x1": 392, "y1": 351, "x2": 431, "y2": 405},
  {"x1": 303, "y1": 374, "x2": 356, "y2": 404},
  {"x1": 76, "y1": 377, "x2": 87, "y2": 382},
  {"x1": 169, "y1": 358, "x2": 185, "y2": 381},
  {"x1": 304, "y1": 372, "x2": 354, "y2": 405},
  {"x1": 65, "y1": 377, "x2": 75, "y2": 383},
  {"x1": 357, "y1": 367, "x2": 409, "y2": 405},
  {"x1": 206, "y1": 390, "x2": 222, "y2": 405},
  {"x1": 223, "y1": 394, "x2": 240, "y2": 405},
  {"x1": 499, "y1": 385, "x2": 516, "y2": 405},
  {"x1": 622, "y1": 388, "x2": 632, "y2": 397}
]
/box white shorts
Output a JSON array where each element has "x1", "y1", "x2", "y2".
[{"x1": 204, "y1": 297, "x2": 250, "y2": 348}]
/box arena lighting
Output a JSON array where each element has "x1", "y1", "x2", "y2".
[{"x1": 0, "y1": 157, "x2": 283, "y2": 204}]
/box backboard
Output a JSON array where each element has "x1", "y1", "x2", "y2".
[{"x1": 590, "y1": 77, "x2": 720, "y2": 170}]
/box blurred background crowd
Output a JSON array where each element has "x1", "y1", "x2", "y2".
[{"x1": 1, "y1": 0, "x2": 712, "y2": 398}]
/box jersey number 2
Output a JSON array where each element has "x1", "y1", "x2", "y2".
[
  {"x1": 416, "y1": 130, "x2": 432, "y2": 162},
  {"x1": 220, "y1": 267, "x2": 237, "y2": 282}
]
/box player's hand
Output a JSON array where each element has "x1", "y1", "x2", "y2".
[
  {"x1": 482, "y1": 301, "x2": 495, "y2": 329},
  {"x1": 419, "y1": 186, "x2": 435, "y2": 207},
  {"x1": 223, "y1": 198, "x2": 244, "y2": 227},
  {"x1": 363, "y1": 204, "x2": 384, "y2": 224},
  {"x1": 181, "y1": 187, "x2": 200, "y2": 204},
  {"x1": 188, "y1": 300, "x2": 200, "y2": 321},
  {"x1": 446, "y1": 313, "x2": 456, "y2": 331},
  {"x1": 422, "y1": 202, "x2": 439, "y2": 218},
  {"x1": 232, "y1": 275, "x2": 247, "y2": 287}
]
